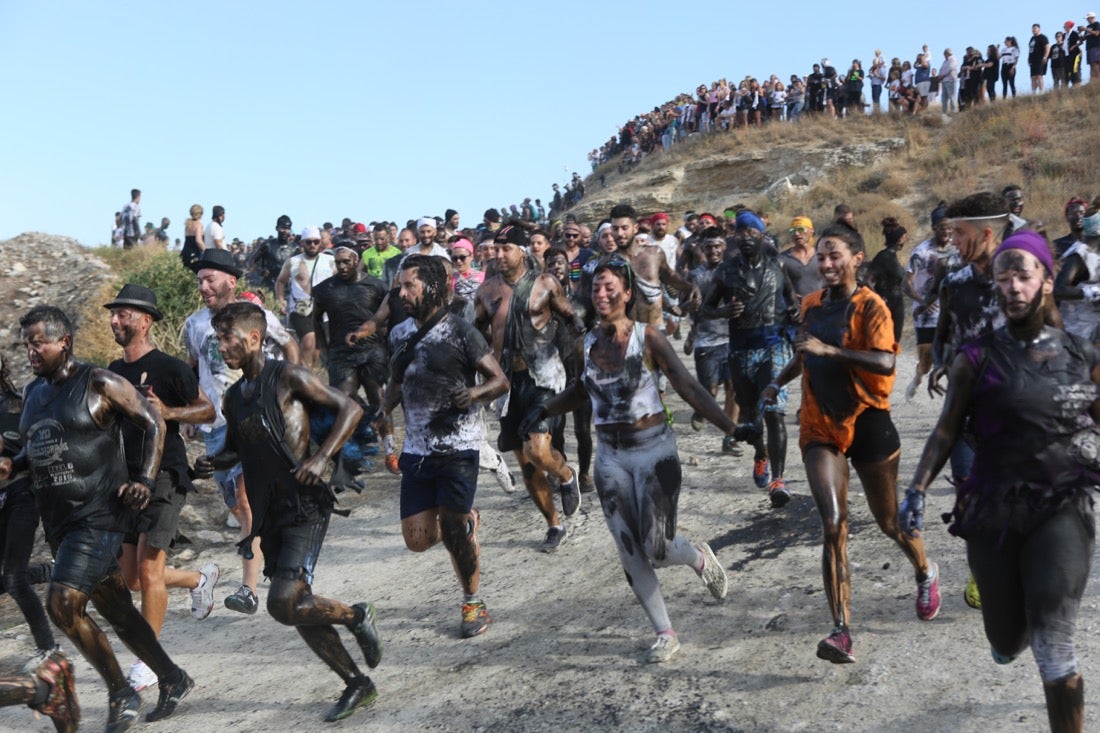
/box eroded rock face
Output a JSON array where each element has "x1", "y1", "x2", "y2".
[
  {"x1": 570, "y1": 137, "x2": 905, "y2": 220},
  {"x1": 0, "y1": 233, "x2": 114, "y2": 386}
]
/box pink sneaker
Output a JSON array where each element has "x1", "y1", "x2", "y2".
[
  {"x1": 816, "y1": 625, "x2": 855, "y2": 664},
  {"x1": 916, "y1": 562, "x2": 941, "y2": 621}
]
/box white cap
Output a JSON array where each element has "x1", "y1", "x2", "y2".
[
  {"x1": 416, "y1": 217, "x2": 436, "y2": 230},
  {"x1": 300, "y1": 226, "x2": 321, "y2": 240},
  {"x1": 1087, "y1": 10, "x2": 1096, "y2": 18}
]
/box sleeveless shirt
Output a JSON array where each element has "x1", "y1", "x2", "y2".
[{"x1": 583, "y1": 323, "x2": 665, "y2": 427}]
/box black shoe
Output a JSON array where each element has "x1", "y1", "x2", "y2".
[
  {"x1": 324, "y1": 676, "x2": 377, "y2": 722},
  {"x1": 559, "y1": 471, "x2": 581, "y2": 517},
  {"x1": 578, "y1": 473, "x2": 596, "y2": 493},
  {"x1": 145, "y1": 669, "x2": 194, "y2": 722},
  {"x1": 541, "y1": 525, "x2": 567, "y2": 553},
  {"x1": 350, "y1": 602, "x2": 383, "y2": 669},
  {"x1": 106, "y1": 687, "x2": 142, "y2": 733},
  {"x1": 224, "y1": 584, "x2": 259, "y2": 614}
]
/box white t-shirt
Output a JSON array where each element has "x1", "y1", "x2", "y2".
[
  {"x1": 205, "y1": 221, "x2": 226, "y2": 249},
  {"x1": 651, "y1": 233, "x2": 679, "y2": 270}
]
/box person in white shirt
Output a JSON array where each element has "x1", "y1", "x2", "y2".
[
  {"x1": 938, "y1": 48, "x2": 959, "y2": 114},
  {"x1": 205, "y1": 205, "x2": 226, "y2": 249},
  {"x1": 276, "y1": 226, "x2": 336, "y2": 369}
]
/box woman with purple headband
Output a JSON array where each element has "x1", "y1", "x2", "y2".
[{"x1": 902, "y1": 230, "x2": 1098, "y2": 733}]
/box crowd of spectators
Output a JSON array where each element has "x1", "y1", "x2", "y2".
[{"x1": 586, "y1": 15, "x2": 1100, "y2": 174}]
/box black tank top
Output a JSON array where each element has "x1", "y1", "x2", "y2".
[{"x1": 21, "y1": 363, "x2": 129, "y2": 541}]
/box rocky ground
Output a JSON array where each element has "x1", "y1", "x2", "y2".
[{"x1": 1, "y1": 336, "x2": 1098, "y2": 732}]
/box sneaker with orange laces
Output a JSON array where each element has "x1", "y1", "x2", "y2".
[
  {"x1": 768, "y1": 478, "x2": 791, "y2": 507},
  {"x1": 33, "y1": 650, "x2": 80, "y2": 733},
  {"x1": 753, "y1": 457, "x2": 770, "y2": 488},
  {"x1": 385, "y1": 454, "x2": 401, "y2": 475},
  {"x1": 460, "y1": 601, "x2": 491, "y2": 638}
]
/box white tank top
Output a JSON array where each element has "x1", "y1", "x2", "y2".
[{"x1": 582, "y1": 323, "x2": 665, "y2": 426}]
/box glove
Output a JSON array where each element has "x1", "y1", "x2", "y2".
[
  {"x1": 731, "y1": 419, "x2": 764, "y2": 443},
  {"x1": 898, "y1": 488, "x2": 925, "y2": 536},
  {"x1": 518, "y1": 407, "x2": 548, "y2": 441}
]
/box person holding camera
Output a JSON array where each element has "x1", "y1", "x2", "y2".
[{"x1": 276, "y1": 226, "x2": 335, "y2": 370}]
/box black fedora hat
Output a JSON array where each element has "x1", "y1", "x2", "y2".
[
  {"x1": 103, "y1": 283, "x2": 164, "y2": 321},
  {"x1": 188, "y1": 248, "x2": 243, "y2": 278}
]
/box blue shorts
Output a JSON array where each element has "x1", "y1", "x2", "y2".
[
  {"x1": 729, "y1": 341, "x2": 790, "y2": 414},
  {"x1": 399, "y1": 450, "x2": 479, "y2": 519},
  {"x1": 203, "y1": 424, "x2": 243, "y2": 508},
  {"x1": 693, "y1": 344, "x2": 730, "y2": 392},
  {"x1": 50, "y1": 527, "x2": 123, "y2": 596},
  {"x1": 262, "y1": 503, "x2": 330, "y2": 585}
]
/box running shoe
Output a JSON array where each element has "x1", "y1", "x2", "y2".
[
  {"x1": 991, "y1": 647, "x2": 1017, "y2": 665},
  {"x1": 904, "y1": 378, "x2": 919, "y2": 402},
  {"x1": 105, "y1": 687, "x2": 142, "y2": 733},
  {"x1": 768, "y1": 479, "x2": 791, "y2": 508},
  {"x1": 722, "y1": 435, "x2": 744, "y2": 456},
  {"x1": 127, "y1": 660, "x2": 157, "y2": 692},
  {"x1": 22, "y1": 643, "x2": 61, "y2": 673},
  {"x1": 145, "y1": 669, "x2": 193, "y2": 722},
  {"x1": 461, "y1": 601, "x2": 491, "y2": 638},
  {"x1": 559, "y1": 471, "x2": 581, "y2": 517},
  {"x1": 385, "y1": 453, "x2": 401, "y2": 476},
  {"x1": 493, "y1": 455, "x2": 516, "y2": 493},
  {"x1": 323, "y1": 676, "x2": 377, "y2": 722},
  {"x1": 696, "y1": 542, "x2": 728, "y2": 600},
  {"x1": 541, "y1": 525, "x2": 567, "y2": 553},
  {"x1": 225, "y1": 513, "x2": 241, "y2": 529},
  {"x1": 691, "y1": 411, "x2": 704, "y2": 431},
  {"x1": 190, "y1": 562, "x2": 220, "y2": 620},
  {"x1": 579, "y1": 473, "x2": 596, "y2": 493},
  {"x1": 964, "y1": 573, "x2": 982, "y2": 609},
  {"x1": 350, "y1": 602, "x2": 383, "y2": 669},
  {"x1": 224, "y1": 584, "x2": 258, "y2": 615},
  {"x1": 816, "y1": 625, "x2": 855, "y2": 664},
  {"x1": 916, "y1": 562, "x2": 941, "y2": 621},
  {"x1": 753, "y1": 457, "x2": 770, "y2": 488},
  {"x1": 646, "y1": 633, "x2": 681, "y2": 663},
  {"x1": 32, "y1": 649, "x2": 79, "y2": 733}
]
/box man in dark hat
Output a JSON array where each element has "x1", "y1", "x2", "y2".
[
  {"x1": 183, "y1": 250, "x2": 298, "y2": 615},
  {"x1": 2, "y1": 304, "x2": 193, "y2": 726},
  {"x1": 249, "y1": 214, "x2": 296, "y2": 290},
  {"x1": 105, "y1": 284, "x2": 220, "y2": 693},
  {"x1": 474, "y1": 224, "x2": 582, "y2": 552}
]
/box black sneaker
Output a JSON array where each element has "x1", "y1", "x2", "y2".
[
  {"x1": 350, "y1": 602, "x2": 383, "y2": 669},
  {"x1": 105, "y1": 687, "x2": 142, "y2": 733},
  {"x1": 559, "y1": 471, "x2": 581, "y2": 517},
  {"x1": 145, "y1": 669, "x2": 194, "y2": 722},
  {"x1": 323, "y1": 676, "x2": 377, "y2": 722},
  {"x1": 541, "y1": 525, "x2": 567, "y2": 553},
  {"x1": 224, "y1": 584, "x2": 259, "y2": 615}
]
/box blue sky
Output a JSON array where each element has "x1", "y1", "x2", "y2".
[{"x1": 0, "y1": 1, "x2": 1088, "y2": 247}]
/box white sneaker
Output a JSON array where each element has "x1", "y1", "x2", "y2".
[
  {"x1": 191, "y1": 562, "x2": 220, "y2": 620},
  {"x1": 646, "y1": 633, "x2": 681, "y2": 663},
  {"x1": 226, "y1": 513, "x2": 241, "y2": 529},
  {"x1": 493, "y1": 454, "x2": 516, "y2": 494},
  {"x1": 696, "y1": 542, "x2": 728, "y2": 600},
  {"x1": 127, "y1": 659, "x2": 158, "y2": 692},
  {"x1": 21, "y1": 644, "x2": 61, "y2": 673}
]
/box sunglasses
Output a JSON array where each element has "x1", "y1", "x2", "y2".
[
  {"x1": 789, "y1": 227, "x2": 808, "y2": 234},
  {"x1": 596, "y1": 256, "x2": 635, "y2": 290},
  {"x1": 564, "y1": 232, "x2": 581, "y2": 239},
  {"x1": 452, "y1": 254, "x2": 469, "y2": 261}
]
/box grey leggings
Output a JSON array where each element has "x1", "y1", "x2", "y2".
[
  {"x1": 967, "y1": 500, "x2": 1094, "y2": 682},
  {"x1": 594, "y1": 424, "x2": 700, "y2": 634}
]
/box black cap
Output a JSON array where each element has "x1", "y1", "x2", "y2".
[
  {"x1": 188, "y1": 249, "x2": 243, "y2": 278},
  {"x1": 494, "y1": 224, "x2": 529, "y2": 247},
  {"x1": 276, "y1": 214, "x2": 293, "y2": 229},
  {"x1": 103, "y1": 283, "x2": 164, "y2": 321}
]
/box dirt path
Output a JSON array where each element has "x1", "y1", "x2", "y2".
[{"x1": 2, "y1": 351, "x2": 1097, "y2": 732}]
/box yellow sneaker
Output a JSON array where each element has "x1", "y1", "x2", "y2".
[{"x1": 964, "y1": 573, "x2": 982, "y2": 609}]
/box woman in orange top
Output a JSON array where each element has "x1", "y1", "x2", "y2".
[{"x1": 763, "y1": 222, "x2": 939, "y2": 664}]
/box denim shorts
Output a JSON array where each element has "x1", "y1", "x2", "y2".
[
  {"x1": 50, "y1": 526, "x2": 123, "y2": 596},
  {"x1": 693, "y1": 344, "x2": 730, "y2": 391},
  {"x1": 203, "y1": 424, "x2": 243, "y2": 508}
]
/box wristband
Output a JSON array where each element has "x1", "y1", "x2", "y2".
[
  {"x1": 766, "y1": 382, "x2": 781, "y2": 393},
  {"x1": 136, "y1": 475, "x2": 155, "y2": 489}
]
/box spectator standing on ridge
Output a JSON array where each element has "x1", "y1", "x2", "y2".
[
  {"x1": 1001, "y1": 36, "x2": 1020, "y2": 97},
  {"x1": 1029, "y1": 24, "x2": 1051, "y2": 93},
  {"x1": 1085, "y1": 12, "x2": 1100, "y2": 83},
  {"x1": 205, "y1": 206, "x2": 226, "y2": 250},
  {"x1": 112, "y1": 212, "x2": 124, "y2": 248},
  {"x1": 121, "y1": 189, "x2": 142, "y2": 249},
  {"x1": 938, "y1": 49, "x2": 959, "y2": 115}
]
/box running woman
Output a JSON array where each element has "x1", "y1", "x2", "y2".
[
  {"x1": 763, "y1": 222, "x2": 940, "y2": 664},
  {"x1": 535, "y1": 259, "x2": 734, "y2": 664},
  {"x1": 902, "y1": 231, "x2": 1097, "y2": 733}
]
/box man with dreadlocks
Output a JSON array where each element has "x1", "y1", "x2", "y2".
[{"x1": 383, "y1": 255, "x2": 509, "y2": 638}]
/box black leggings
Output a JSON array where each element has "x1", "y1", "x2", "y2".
[
  {"x1": 1001, "y1": 64, "x2": 1017, "y2": 97},
  {"x1": 967, "y1": 501, "x2": 1094, "y2": 682},
  {"x1": 0, "y1": 490, "x2": 54, "y2": 650}
]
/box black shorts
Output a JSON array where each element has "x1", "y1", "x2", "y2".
[
  {"x1": 123, "y1": 470, "x2": 186, "y2": 550},
  {"x1": 327, "y1": 346, "x2": 389, "y2": 389},
  {"x1": 288, "y1": 311, "x2": 315, "y2": 339},
  {"x1": 260, "y1": 493, "x2": 331, "y2": 585},
  {"x1": 915, "y1": 327, "x2": 936, "y2": 345},
  {"x1": 399, "y1": 450, "x2": 479, "y2": 519},
  {"x1": 1030, "y1": 61, "x2": 1049, "y2": 76},
  {"x1": 498, "y1": 369, "x2": 562, "y2": 452},
  {"x1": 845, "y1": 408, "x2": 900, "y2": 464},
  {"x1": 693, "y1": 344, "x2": 730, "y2": 391},
  {"x1": 50, "y1": 527, "x2": 123, "y2": 596}
]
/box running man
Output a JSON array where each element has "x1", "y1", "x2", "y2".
[
  {"x1": 104, "y1": 284, "x2": 219, "y2": 693},
  {"x1": 3, "y1": 305, "x2": 193, "y2": 728},
  {"x1": 275, "y1": 226, "x2": 335, "y2": 369},
  {"x1": 903, "y1": 207, "x2": 957, "y2": 400},
  {"x1": 383, "y1": 255, "x2": 509, "y2": 637},
  {"x1": 195, "y1": 302, "x2": 382, "y2": 723}
]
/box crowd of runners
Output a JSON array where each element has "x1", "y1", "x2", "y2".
[{"x1": 2, "y1": 182, "x2": 1100, "y2": 732}]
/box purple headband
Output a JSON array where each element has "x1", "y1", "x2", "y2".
[{"x1": 993, "y1": 230, "x2": 1054, "y2": 276}]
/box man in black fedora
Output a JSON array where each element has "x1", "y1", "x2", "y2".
[
  {"x1": 182, "y1": 250, "x2": 298, "y2": 615},
  {"x1": 104, "y1": 284, "x2": 220, "y2": 693}
]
